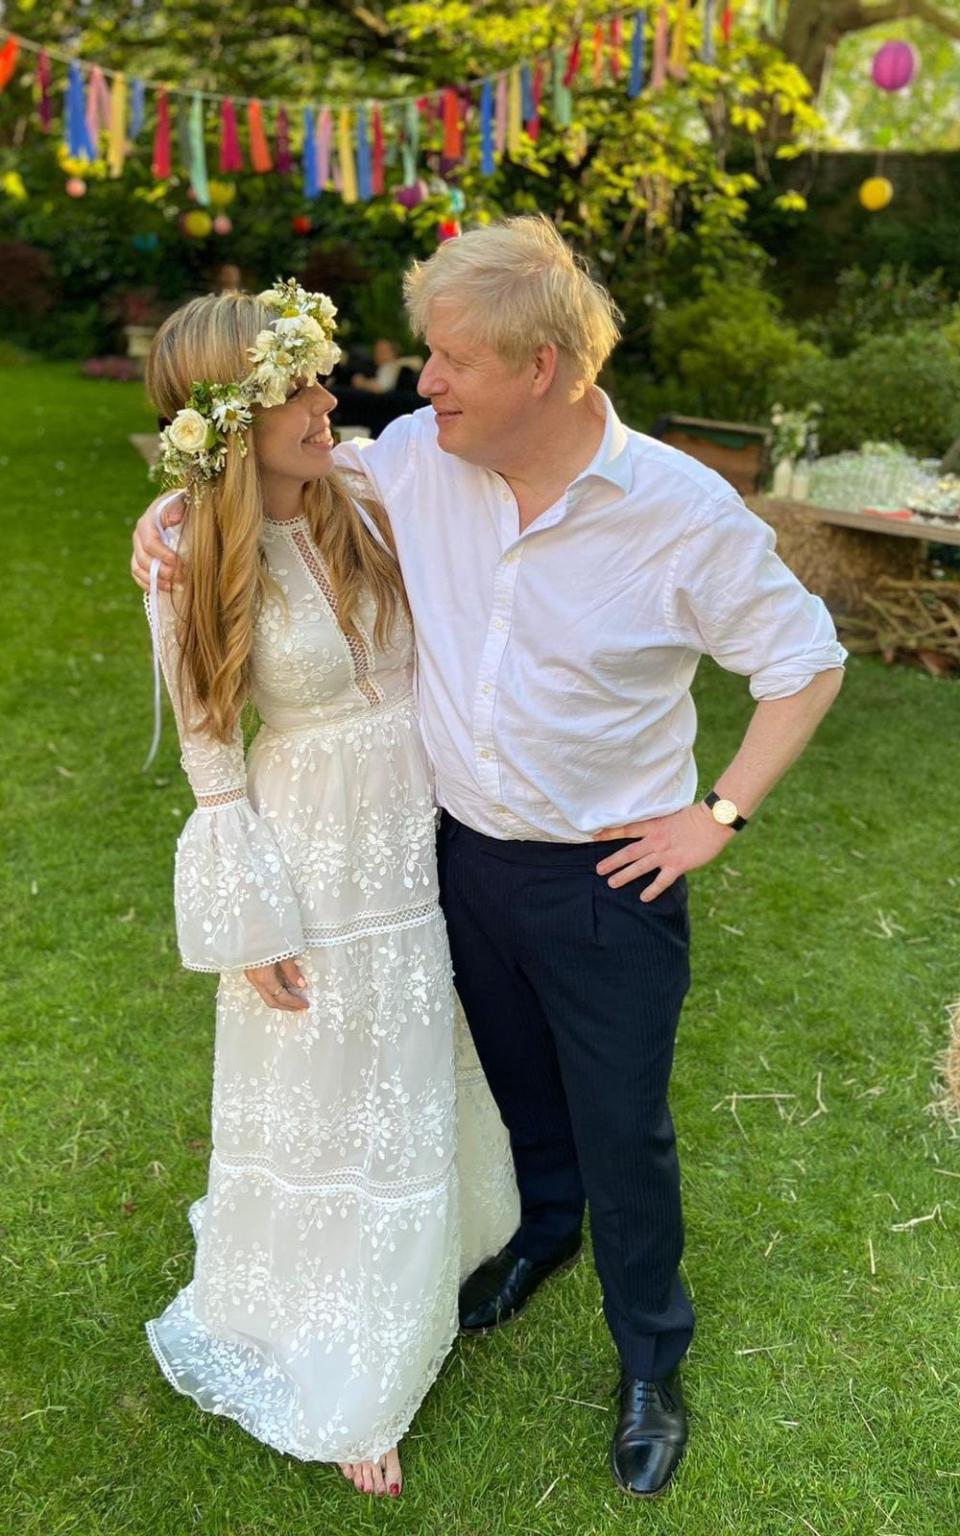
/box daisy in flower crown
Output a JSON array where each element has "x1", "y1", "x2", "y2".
[{"x1": 154, "y1": 277, "x2": 342, "y2": 495}]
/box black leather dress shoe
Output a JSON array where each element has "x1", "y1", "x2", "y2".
[
  {"x1": 458, "y1": 1233, "x2": 582, "y2": 1334},
  {"x1": 610, "y1": 1371, "x2": 688, "y2": 1498}
]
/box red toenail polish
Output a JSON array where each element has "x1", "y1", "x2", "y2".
[{"x1": 390, "y1": 1483, "x2": 401, "y2": 1496}]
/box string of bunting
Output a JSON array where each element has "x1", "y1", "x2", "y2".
[{"x1": 0, "y1": 4, "x2": 740, "y2": 206}]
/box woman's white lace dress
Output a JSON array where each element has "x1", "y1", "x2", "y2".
[{"x1": 144, "y1": 507, "x2": 519, "y2": 1463}]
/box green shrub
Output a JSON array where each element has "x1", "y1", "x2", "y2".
[
  {"x1": 807, "y1": 263, "x2": 951, "y2": 357},
  {"x1": 776, "y1": 327, "x2": 960, "y2": 457},
  {"x1": 646, "y1": 278, "x2": 820, "y2": 424}
]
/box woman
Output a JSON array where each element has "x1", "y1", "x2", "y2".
[{"x1": 142, "y1": 281, "x2": 518, "y2": 1497}]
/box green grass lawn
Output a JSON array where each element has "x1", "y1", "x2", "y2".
[{"x1": 2, "y1": 362, "x2": 959, "y2": 1536}]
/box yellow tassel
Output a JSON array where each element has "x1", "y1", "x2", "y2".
[
  {"x1": 669, "y1": 0, "x2": 690, "y2": 78},
  {"x1": 338, "y1": 108, "x2": 358, "y2": 204},
  {"x1": 107, "y1": 73, "x2": 127, "y2": 178}
]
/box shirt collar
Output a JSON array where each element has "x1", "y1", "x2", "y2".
[{"x1": 570, "y1": 387, "x2": 633, "y2": 498}]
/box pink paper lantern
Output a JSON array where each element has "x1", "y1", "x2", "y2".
[
  {"x1": 65, "y1": 177, "x2": 87, "y2": 198},
  {"x1": 394, "y1": 179, "x2": 428, "y2": 209},
  {"x1": 212, "y1": 214, "x2": 233, "y2": 235},
  {"x1": 871, "y1": 41, "x2": 917, "y2": 92}
]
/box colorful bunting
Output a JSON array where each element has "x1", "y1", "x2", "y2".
[
  {"x1": 338, "y1": 108, "x2": 358, "y2": 203},
  {"x1": 372, "y1": 104, "x2": 385, "y2": 195},
  {"x1": 668, "y1": 0, "x2": 690, "y2": 79},
  {"x1": 276, "y1": 106, "x2": 293, "y2": 174},
  {"x1": 593, "y1": 24, "x2": 605, "y2": 88},
  {"x1": 480, "y1": 78, "x2": 495, "y2": 175},
  {"x1": 36, "y1": 48, "x2": 51, "y2": 130},
  {"x1": 130, "y1": 78, "x2": 145, "y2": 139},
  {"x1": 702, "y1": 0, "x2": 717, "y2": 63},
  {"x1": 442, "y1": 87, "x2": 462, "y2": 160},
  {"x1": 609, "y1": 17, "x2": 624, "y2": 81},
  {"x1": 356, "y1": 105, "x2": 372, "y2": 200},
  {"x1": 66, "y1": 61, "x2": 95, "y2": 161},
  {"x1": 107, "y1": 73, "x2": 127, "y2": 178},
  {"x1": 629, "y1": 12, "x2": 646, "y2": 99},
  {"x1": 552, "y1": 46, "x2": 573, "y2": 127},
  {"x1": 563, "y1": 38, "x2": 581, "y2": 88},
  {"x1": 495, "y1": 74, "x2": 508, "y2": 153},
  {"x1": 248, "y1": 100, "x2": 272, "y2": 173},
  {"x1": 0, "y1": 35, "x2": 20, "y2": 92},
  {"x1": 188, "y1": 91, "x2": 209, "y2": 204},
  {"x1": 507, "y1": 66, "x2": 522, "y2": 155},
  {"x1": 652, "y1": 2, "x2": 669, "y2": 89},
  {"x1": 220, "y1": 99, "x2": 243, "y2": 173},
  {"x1": 401, "y1": 99, "x2": 419, "y2": 185},
  {"x1": 151, "y1": 88, "x2": 171, "y2": 179},
  {"x1": 317, "y1": 107, "x2": 333, "y2": 188}
]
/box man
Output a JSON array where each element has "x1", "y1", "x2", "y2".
[{"x1": 133, "y1": 215, "x2": 845, "y2": 1499}]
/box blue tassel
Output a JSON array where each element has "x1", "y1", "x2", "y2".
[
  {"x1": 67, "y1": 62, "x2": 96, "y2": 161},
  {"x1": 480, "y1": 79, "x2": 495, "y2": 175},
  {"x1": 629, "y1": 12, "x2": 646, "y2": 99},
  {"x1": 130, "y1": 79, "x2": 145, "y2": 139},
  {"x1": 303, "y1": 107, "x2": 318, "y2": 197},
  {"x1": 355, "y1": 105, "x2": 372, "y2": 200},
  {"x1": 520, "y1": 64, "x2": 535, "y2": 122}
]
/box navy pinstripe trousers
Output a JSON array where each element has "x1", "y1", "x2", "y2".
[{"x1": 438, "y1": 810, "x2": 695, "y2": 1380}]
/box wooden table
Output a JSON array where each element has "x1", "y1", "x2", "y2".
[{"x1": 746, "y1": 495, "x2": 958, "y2": 615}]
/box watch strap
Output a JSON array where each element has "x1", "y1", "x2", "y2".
[{"x1": 704, "y1": 790, "x2": 748, "y2": 831}]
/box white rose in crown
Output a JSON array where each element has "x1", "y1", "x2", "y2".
[
  {"x1": 273, "y1": 315, "x2": 323, "y2": 343},
  {"x1": 167, "y1": 408, "x2": 211, "y2": 455}
]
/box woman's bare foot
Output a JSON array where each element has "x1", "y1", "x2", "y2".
[
  {"x1": 349, "y1": 1446, "x2": 402, "y2": 1496},
  {"x1": 339, "y1": 1463, "x2": 354, "y2": 1481}
]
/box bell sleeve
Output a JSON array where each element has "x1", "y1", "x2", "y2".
[{"x1": 145, "y1": 574, "x2": 305, "y2": 974}]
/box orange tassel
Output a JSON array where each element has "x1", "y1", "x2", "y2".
[{"x1": 247, "y1": 100, "x2": 273, "y2": 173}]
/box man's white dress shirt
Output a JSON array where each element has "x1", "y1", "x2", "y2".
[{"x1": 335, "y1": 391, "x2": 846, "y2": 843}]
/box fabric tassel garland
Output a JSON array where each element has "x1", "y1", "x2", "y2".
[
  {"x1": 480, "y1": 78, "x2": 495, "y2": 175},
  {"x1": 610, "y1": 17, "x2": 624, "y2": 80},
  {"x1": 130, "y1": 79, "x2": 145, "y2": 140},
  {"x1": 722, "y1": 4, "x2": 734, "y2": 43},
  {"x1": 0, "y1": 35, "x2": 19, "y2": 92},
  {"x1": 338, "y1": 109, "x2": 358, "y2": 204},
  {"x1": 629, "y1": 12, "x2": 646, "y2": 99},
  {"x1": 107, "y1": 74, "x2": 128, "y2": 179},
  {"x1": 152, "y1": 90, "x2": 171, "y2": 179},
  {"x1": 528, "y1": 60, "x2": 544, "y2": 141},
  {"x1": 66, "y1": 62, "x2": 96, "y2": 161},
  {"x1": 356, "y1": 106, "x2": 372, "y2": 200},
  {"x1": 177, "y1": 95, "x2": 193, "y2": 175},
  {"x1": 651, "y1": 2, "x2": 669, "y2": 88},
  {"x1": 188, "y1": 92, "x2": 209, "y2": 204},
  {"x1": 36, "y1": 48, "x2": 52, "y2": 131},
  {"x1": 219, "y1": 99, "x2": 243, "y2": 173},
  {"x1": 507, "y1": 67, "x2": 522, "y2": 155},
  {"x1": 563, "y1": 37, "x2": 581, "y2": 87},
  {"x1": 302, "y1": 107, "x2": 318, "y2": 197},
  {"x1": 593, "y1": 24, "x2": 605, "y2": 87},
  {"x1": 276, "y1": 106, "x2": 293, "y2": 175},
  {"x1": 248, "y1": 101, "x2": 273, "y2": 173},
  {"x1": 401, "y1": 100, "x2": 419, "y2": 185},
  {"x1": 372, "y1": 105, "x2": 385, "y2": 195},
  {"x1": 521, "y1": 64, "x2": 535, "y2": 123},
  {"x1": 552, "y1": 47, "x2": 572, "y2": 127},
  {"x1": 702, "y1": 0, "x2": 716, "y2": 62},
  {"x1": 495, "y1": 75, "x2": 508, "y2": 153},
  {"x1": 317, "y1": 107, "x2": 333, "y2": 188},
  {"x1": 86, "y1": 66, "x2": 110, "y2": 148},
  {"x1": 442, "y1": 88, "x2": 462, "y2": 160},
  {"x1": 669, "y1": 0, "x2": 690, "y2": 78}
]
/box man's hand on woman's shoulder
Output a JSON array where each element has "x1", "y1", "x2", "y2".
[{"x1": 131, "y1": 493, "x2": 186, "y2": 593}]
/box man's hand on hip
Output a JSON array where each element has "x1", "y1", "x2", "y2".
[
  {"x1": 131, "y1": 494, "x2": 186, "y2": 593},
  {"x1": 594, "y1": 804, "x2": 733, "y2": 902}
]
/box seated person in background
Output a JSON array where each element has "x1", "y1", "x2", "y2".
[{"x1": 352, "y1": 339, "x2": 422, "y2": 393}]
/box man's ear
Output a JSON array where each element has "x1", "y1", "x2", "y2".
[{"x1": 530, "y1": 343, "x2": 560, "y2": 398}]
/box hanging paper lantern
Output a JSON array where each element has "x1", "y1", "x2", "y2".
[
  {"x1": 437, "y1": 218, "x2": 461, "y2": 243},
  {"x1": 291, "y1": 214, "x2": 312, "y2": 235},
  {"x1": 448, "y1": 188, "x2": 466, "y2": 214},
  {"x1": 207, "y1": 180, "x2": 236, "y2": 209},
  {"x1": 859, "y1": 176, "x2": 894, "y2": 212},
  {"x1": 182, "y1": 209, "x2": 213, "y2": 238},
  {"x1": 871, "y1": 41, "x2": 917, "y2": 92},
  {"x1": 132, "y1": 232, "x2": 160, "y2": 252},
  {"x1": 394, "y1": 179, "x2": 428, "y2": 209},
  {"x1": 212, "y1": 214, "x2": 232, "y2": 236},
  {"x1": 66, "y1": 177, "x2": 87, "y2": 198}
]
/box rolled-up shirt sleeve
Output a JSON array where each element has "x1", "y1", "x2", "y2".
[{"x1": 668, "y1": 494, "x2": 847, "y2": 700}]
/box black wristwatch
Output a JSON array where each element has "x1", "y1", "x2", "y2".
[{"x1": 703, "y1": 790, "x2": 749, "y2": 831}]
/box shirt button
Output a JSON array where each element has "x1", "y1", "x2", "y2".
[
  {"x1": 494, "y1": 618, "x2": 506, "y2": 630},
  {"x1": 480, "y1": 749, "x2": 493, "y2": 760},
  {"x1": 500, "y1": 489, "x2": 510, "y2": 503},
  {"x1": 481, "y1": 683, "x2": 492, "y2": 695}
]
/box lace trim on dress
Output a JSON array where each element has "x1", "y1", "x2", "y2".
[
  {"x1": 211, "y1": 1149, "x2": 455, "y2": 1204},
  {"x1": 194, "y1": 785, "x2": 248, "y2": 810},
  {"x1": 290, "y1": 527, "x2": 385, "y2": 709},
  {"x1": 301, "y1": 900, "x2": 439, "y2": 948},
  {"x1": 184, "y1": 945, "x2": 300, "y2": 976}
]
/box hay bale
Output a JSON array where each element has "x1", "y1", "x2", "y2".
[
  {"x1": 748, "y1": 495, "x2": 920, "y2": 616},
  {"x1": 943, "y1": 997, "x2": 960, "y2": 1115}
]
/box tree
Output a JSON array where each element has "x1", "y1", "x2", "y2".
[{"x1": 776, "y1": 0, "x2": 960, "y2": 98}]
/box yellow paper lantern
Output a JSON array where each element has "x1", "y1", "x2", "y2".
[
  {"x1": 859, "y1": 177, "x2": 893, "y2": 212},
  {"x1": 183, "y1": 209, "x2": 213, "y2": 238},
  {"x1": 207, "y1": 180, "x2": 236, "y2": 209}
]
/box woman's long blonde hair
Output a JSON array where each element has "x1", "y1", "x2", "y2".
[{"x1": 146, "y1": 291, "x2": 406, "y2": 743}]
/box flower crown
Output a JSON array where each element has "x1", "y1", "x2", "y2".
[{"x1": 155, "y1": 277, "x2": 341, "y2": 491}]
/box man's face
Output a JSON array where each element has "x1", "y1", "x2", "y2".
[{"x1": 417, "y1": 302, "x2": 535, "y2": 468}]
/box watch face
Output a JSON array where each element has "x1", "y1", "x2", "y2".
[{"x1": 712, "y1": 797, "x2": 738, "y2": 826}]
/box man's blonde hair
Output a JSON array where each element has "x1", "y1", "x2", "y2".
[{"x1": 403, "y1": 215, "x2": 622, "y2": 386}]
